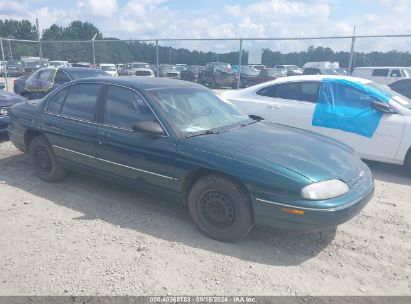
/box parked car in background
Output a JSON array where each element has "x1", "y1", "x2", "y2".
[
  {"x1": 118, "y1": 63, "x2": 131, "y2": 76},
  {"x1": 49, "y1": 61, "x2": 70, "y2": 68},
  {"x1": 253, "y1": 68, "x2": 287, "y2": 85},
  {"x1": 352, "y1": 67, "x2": 411, "y2": 85},
  {"x1": 198, "y1": 62, "x2": 238, "y2": 88},
  {"x1": 249, "y1": 64, "x2": 265, "y2": 71},
  {"x1": 127, "y1": 62, "x2": 155, "y2": 77},
  {"x1": 2, "y1": 60, "x2": 24, "y2": 77},
  {"x1": 176, "y1": 64, "x2": 189, "y2": 72},
  {"x1": 232, "y1": 65, "x2": 260, "y2": 87},
  {"x1": 0, "y1": 90, "x2": 25, "y2": 134},
  {"x1": 99, "y1": 63, "x2": 118, "y2": 76},
  {"x1": 222, "y1": 75, "x2": 411, "y2": 170},
  {"x1": 274, "y1": 65, "x2": 303, "y2": 76},
  {"x1": 389, "y1": 78, "x2": 411, "y2": 99},
  {"x1": 13, "y1": 74, "x2": 31, "y2": 95},
  {"x1": 156, "y1": 64, "x2": 181, "y2": 79},
  {"x1": 8, "y1": 77, "x2": 374, "y2": 241},
  {"x1": 23, "y1": 60, "x2": 49, "y2": 75},
  {"x1": 180, "y1": 65, "x2": 204, "y2": 82},
  {"x1": 303, "y1": 61, "x2": 346, "y2": 75},
  {"x1": 71, "y1": 62, "x2": 91, "y2": 68},
  {"x1": 20, "y1": 67, "x2": 109, "y2": 100}
]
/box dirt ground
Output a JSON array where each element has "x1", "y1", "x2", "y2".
[{"x1": 0, "y1": 135, "x2": 410, "y2": 296}]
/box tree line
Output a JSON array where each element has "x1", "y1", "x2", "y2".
[{"x1": 1, "y1": 19, "x2": 410, "y2": 68}]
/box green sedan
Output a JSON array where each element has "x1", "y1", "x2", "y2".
[{"x1": 8, "y1": 77, "x2": 374, "y2": 241}]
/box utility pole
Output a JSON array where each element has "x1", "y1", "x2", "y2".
[
  {"x1": 92, "y1": 33, "x2": 98, "y2": 66},
  {"x1": 36, "y1": 18, "x2": 43, "y2": 66},
  {"x1": 348, "y1": 26, "x2": 356, "y2": 75}
]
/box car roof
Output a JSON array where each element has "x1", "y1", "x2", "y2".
[{"x1": 72, "y1": 76, "x2": 203, "y2": 90}]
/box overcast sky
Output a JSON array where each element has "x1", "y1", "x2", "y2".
[{"x1": 0, "y1": 0, "x2": 410, "y2": 40}]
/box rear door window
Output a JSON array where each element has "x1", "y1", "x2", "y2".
[
  {"x1": 372, "y1": 69, "x2": 389, "y2": 77},
  {"x1": 257, "y1": 81, "x2": 320, "y2": 103},
  {"x1": 60, "y1": 83, "x2": 102, "y2": 121}
]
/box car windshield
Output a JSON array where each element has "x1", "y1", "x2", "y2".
[
  {"x1": 25, "y1": 61, "x2": 42, "y2": 67},
  {"x1": 263, "y1": 69, "x2": 282, "y2": 77},
  {"x1": 214, "y1": 63, "x2": 232, "y2": 72},
  {"x1": 368, "y1": 82, "x2": 411, "y2": 109},
  {"x1": 160, "y1": 65, "x2": 177, "y2": 71},
  {"x1": 145, "y1": 87, "x2": 252, "y2": 136},
  {"x1": 240, "y1": 66, "x2": 259, "y2": 75},
  {"x1": 133, "y1": 63, "x2": 150, "y2": 68},
  {"x1": 7, "y1": 61, "x2": 22, "y2": 66},
  {"x1": 101, "y1": 66, "x2": 116, "y2": 71},
  {"x1": 69, "y1": 69, "x2": 109, "y2": 78},
  {"x1": 286, "y1": 65, "x2": 300, "y2": 71}
]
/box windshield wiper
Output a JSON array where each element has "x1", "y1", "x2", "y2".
[{"x1": 186, "y1": 130, "x2": 224, "y2": 138}]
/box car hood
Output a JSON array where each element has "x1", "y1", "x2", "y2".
[
  {"x1": 0, "y1": 91, "x2": 25, "y2": 106},
  {"x1": 183, "y1": 121, "x2": 362, "y2": 183}
]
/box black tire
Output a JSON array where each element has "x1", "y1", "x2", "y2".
[
  {"x1": 188, "y1": 174, "x2": 253, "y2": 242},
  {"x1": 405, "y1": 151, "x2": 411, "y2": 175},
  {"x1": 28, "y1": 135, "x2": 66, "y2": 182}
]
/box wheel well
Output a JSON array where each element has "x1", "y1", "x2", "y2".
[
  {"x1": 181, "y1": 168, "x2": 251, "y2": 205},
  {"x1": 24, "y1": 130, "x2": 44, "y2": 151}
]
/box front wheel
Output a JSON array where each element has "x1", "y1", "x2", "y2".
[
  {"x1": 188, "y1": 174, "x2": 254, "y2": 242},
  {"x1": 28, "y1": 135, "x2": 66, "y2": 182}
]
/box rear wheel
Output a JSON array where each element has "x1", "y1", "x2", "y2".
[
  {"x1": 188, "y1": 174, "x2": 253, "y2": 242},
  {"x1": 405, "y1": 151, "x2": 411, "y2": 175},
  {"x1": 28, "y1": 135, "x2": 66, "y2": 182}
]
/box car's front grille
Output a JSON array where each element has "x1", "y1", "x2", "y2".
[
  {"x1": 0, "y1": 107, "x2": 10, "y2": 117},
  {"x1": 135, "y1": 71, "x2": 151, "y2": 76}
]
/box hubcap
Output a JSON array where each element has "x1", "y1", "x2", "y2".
[
  {"x1": 35, "y1": 146, "x2": 52, "y2": 172},
  {"x1": 200, "y1": 191, "x2": 235, "y2": 228}
]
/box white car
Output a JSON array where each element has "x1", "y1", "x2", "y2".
[
  {"x1": 222, "y1": 75, "x2": 411, "y2": 169},
  {"x1": 99, "y1": 63, "x2": 118, "y2": 76},
  {"x1": 49, "y1": 60, "x2": 70, "y2": 68}
]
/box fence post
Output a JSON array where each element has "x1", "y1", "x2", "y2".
[
  {"x1": 91, "y1": 33, "x2": 97, "y2": 66},
  {"x1": 36, "y1": 18, "x2": 43, "y2": 66},
  {"x1": 156, "y1": 39, "x2": 159, "y2": 77},
  {"x1": 0, "y1": 38, "x2": 9, "y2": 91},
  {"x1": 237, "y1": 38, "x2": 243, "y2": 89},
  {"x1": 348, "y1": 27, "x2": 356, "y2": 75},
  {"x1": 7, "y1": 39, "x2": 13, "y2": 60}
]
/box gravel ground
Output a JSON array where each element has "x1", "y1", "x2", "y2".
[{"x1": 0, "y1": 136, "x2": 410, "y2": 296}]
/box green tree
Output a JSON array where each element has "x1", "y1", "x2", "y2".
[{"x1": 0, "y1": 19, "x2": 37, "y2": 40}]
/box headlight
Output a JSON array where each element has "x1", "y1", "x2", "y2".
[{"x1": 301, "y1": 179, "x2": 349, "y2": 200}]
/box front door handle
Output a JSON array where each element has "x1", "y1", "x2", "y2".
[{"x1": 97, "y1": 131, "x2": 111, "y2": 144}]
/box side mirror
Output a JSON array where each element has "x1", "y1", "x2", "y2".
[
  {"x1": 132, "y1": 121, "x2": 165, "y2": 136},
  {"x1": 372, "y1": 100, "x2": 395, "y2": 114}
]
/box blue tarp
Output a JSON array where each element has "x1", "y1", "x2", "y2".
[{"x1": 312, "y1": 78, "x2": 390, "y2": 138}]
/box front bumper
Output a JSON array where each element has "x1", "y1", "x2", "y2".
[{"x1": 252, "y1": 167, "x2": 375, "y2": 231}]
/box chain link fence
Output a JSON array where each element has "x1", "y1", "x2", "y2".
[{"x1": 1, "y1": 35, "x2": 411, "y2": 92}]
